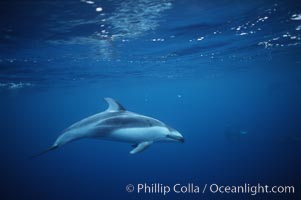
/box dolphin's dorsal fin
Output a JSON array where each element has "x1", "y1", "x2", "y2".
[{"x1": 104, "y1": 97, "x2": 126, "y2": 112}]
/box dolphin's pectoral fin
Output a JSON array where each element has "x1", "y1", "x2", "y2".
[
  {"x1": 130, "y1": 141, "x2": 153, "y2": 154},
  {"x1": 104, "y1": 97, "x2": 126, "y2": 112}
]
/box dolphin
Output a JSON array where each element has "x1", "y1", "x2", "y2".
[
  {"x1": 224, "y1": 125, "x2": 248, "y2": 142},
  {"x1": 32, "y1": 98, "x2": 184, "y2": 157}
]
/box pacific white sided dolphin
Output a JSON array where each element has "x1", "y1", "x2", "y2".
[{"x1": 33, "y1": 98, "x2": 184, "y2": 157}]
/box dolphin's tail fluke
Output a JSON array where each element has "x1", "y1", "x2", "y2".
[{"x1": 29, "y1": 145, "x2": 58, "y2": 159}]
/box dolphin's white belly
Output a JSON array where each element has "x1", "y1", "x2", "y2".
[{"x1": 105, "y1": 127, "x2": 166, "y2": 143}]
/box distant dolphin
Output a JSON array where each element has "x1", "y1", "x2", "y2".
[
  {"x1": 224, "y1": 125, "x2": 248, "y2": 142},
  {"x1": 32, "y1": 98, "x2": 184, "y2": 157}
]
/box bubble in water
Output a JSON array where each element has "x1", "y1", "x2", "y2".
[{"x1": 96, "y1": 7, "x2": 103, "y2": 12}]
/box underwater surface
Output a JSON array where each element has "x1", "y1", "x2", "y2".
[{"x1": 1, "y1": 0, "x2": 301, "y2": 199}]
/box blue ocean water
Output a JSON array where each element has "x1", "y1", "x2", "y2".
[{"x1": 1, "y1": 0, "x2": 301, "y2": 199}]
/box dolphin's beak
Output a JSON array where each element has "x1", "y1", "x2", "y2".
[
  {"x1": 178, "y1": 136, "x2": 185, "y2": 143},
  {"x1": 166, "y1": 134, "x2": 185, "y2": 143}
]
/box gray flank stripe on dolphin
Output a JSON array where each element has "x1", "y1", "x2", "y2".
[
  {"x1": 63, "y1": 111, "x2": 123, "y2": 132},
  {"x1": 97, "y1": 115, "x2": 165, "y2": 129}
]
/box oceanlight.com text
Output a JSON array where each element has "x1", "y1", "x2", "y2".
[{"x1": 125, "y1": 183, "x2": 295, "y2": 196}]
